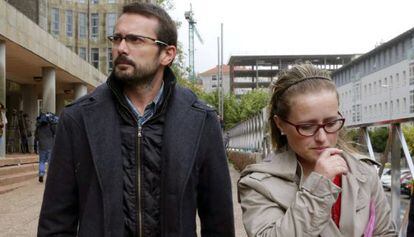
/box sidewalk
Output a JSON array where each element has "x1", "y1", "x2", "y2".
[{"x1": 0, "y1": 164, "x2": 247, "y2": 237}]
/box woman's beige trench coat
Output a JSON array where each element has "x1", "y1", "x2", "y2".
[{"x1": 238, "y1": 150, "x2": 397, "y2": 237}]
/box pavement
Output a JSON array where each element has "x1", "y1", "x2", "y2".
[
  {"x1": 1, "y1": 164, "x2": 408, "y2": 237},
  {"x1": 0, "y1": 164, "x2": 247, "y2": 237}
]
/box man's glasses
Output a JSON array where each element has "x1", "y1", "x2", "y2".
[
  {"x1": 107, "y1": 34, "x2": 168, "y2": 47},
  {"x1": 280, "y1": 114, "x2": 345, "y2": 137}
]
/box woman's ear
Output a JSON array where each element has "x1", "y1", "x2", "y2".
[{"x1": 273, "y1": 115, "x2": 285, "y2": 134}]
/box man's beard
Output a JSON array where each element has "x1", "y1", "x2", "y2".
[{"x1": 113, "y1": 54, "x2": 159, "y2": 87}]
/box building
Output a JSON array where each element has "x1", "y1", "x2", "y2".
[
  {"x1": 7, "y1": 0, "x2": 154, "y2": 75},
  {"x1": 227, "y1": 54, "x2": 358, "y2": 95},
  {"x1": 198, "y1": 65, "x2": 230, "y2": 94},
  {"x1": 333, "y1": 27, "x2": 414, "y2": 127}
]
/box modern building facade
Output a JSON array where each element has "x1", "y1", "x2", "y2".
[
  {"x1": 198, "y1": 65, "x2": 230, "y2": 94},
  {"x1": 227, "y1": 54, "x2": 358, "y2": 95},
  {"x1": 333, "y1": 27, "x2": 414, "y2": 127},
  {"x1": 7, "y1": 0, "x2": 154, "y2": 75}
]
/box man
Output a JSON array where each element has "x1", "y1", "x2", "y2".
[
  {"x1": 38, "y1": 2, "x2": 234, "y2": 237},
  {"x1": 34, "y1": 112, "x2": 56, "y2": 183}
]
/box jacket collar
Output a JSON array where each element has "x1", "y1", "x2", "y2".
[
  {"x1": 240, "y1": 149, "x2": 299, "y2": 182},
  {"x1": 106, "y1": 67, "x2": 177, "y2": 125}
]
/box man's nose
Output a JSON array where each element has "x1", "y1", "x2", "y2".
[{"x1": 116, "y1": 39, "x2": 129, "y2": 54}]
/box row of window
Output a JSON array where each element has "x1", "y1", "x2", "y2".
[
  {"x1": 66, "y1": 46, "x2": 113, "y2": 72},
  {"x1": 340, "y1": 69, "x2": 414, "y2": 102},
  {"x1": 333, "y1": 36, "x2": 414, "y2": 87},
  {"x1": 343, "y1": 97, "x2": 409, "y2": 123},
  {"x1": 51, "y1": 9, "x2": 117, "y2": 39},
  {"x1": 66, "y1": 0, "x2": 117, "y2": 3}
]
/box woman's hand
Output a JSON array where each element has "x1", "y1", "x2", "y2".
[{"x1": 314, "y1": 148, "x2": 348, "y2": 180}]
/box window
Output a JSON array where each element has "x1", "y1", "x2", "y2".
[
  {"x1": 91, "y1": 13, "x2": 99, "y2": 39},
  {"x1": 79, "y1": 0, "x2": 85, "y2": 3},
  {"x1": 403, "y1": 71, "x2": 407, "y2": 86},
  {"x1": 78, "y1": 13, "x2": 87, "y2": 38},
  {"x1": 51, "y1": 8, "x2": 60, "y2": 35},
  {"x1": 91, "y1": 48, "x2": 99, "y2": 69},
  {"x1": 79, "y1": 47, "x2": 87, "y2": 60},
  {"x1": 396, "y1": 73, "x2": 400, "y2": 87},
  {"x1": 106, "y1": 13, "x2": 117, "y2": 36},
  {"x1": 66, "y1": 10, "x2": 73, "y2": 37},
  {"x1": 404, "y1": 97, "x2": 407, "y2": 112},
  {"x1": 107, "y1": 48, "x2": 113, "y2": 73},
  {"x1": 411, "y1": 90, "x2": 414, "y2": 113},
  {"x1": 108, "y1": 0, "x2": 116, "y2": 3},
  {"x1": 410, "y1": 64, "x2": 414, "y2": 85},
  {"x1": 91, "y1": 0, "x2": 99, "y2": 3},
  {"x1": 212, "y1": 75, "x2": 217, "y2": 81}
]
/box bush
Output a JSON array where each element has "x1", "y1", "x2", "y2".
[{"x1": 227, "y1": 150, "x2": 260, "y2": 172}]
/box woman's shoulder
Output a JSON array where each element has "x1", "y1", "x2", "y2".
[{"x1": 344, "y1": 152, "x2": 381, "y2": 180}]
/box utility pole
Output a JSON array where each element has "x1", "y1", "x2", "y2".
[{"x1": 184, "y1": 4, "x2": 203, "y2": 81}]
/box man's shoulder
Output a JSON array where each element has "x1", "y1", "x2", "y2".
[
  {"x1": 66, "y1": 83, "x2": 111, "y2": 108},
  {"x1": 173, "y1": 85, "x2": 215, "y2": 113}
]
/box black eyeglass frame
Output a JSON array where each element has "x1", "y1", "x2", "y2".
[
  {"x1": 279, "y1": 112, "x2": 345, "y2": 137},
  {"x1": 107, "y1": 34, "x2": 169, "y2": 47}
]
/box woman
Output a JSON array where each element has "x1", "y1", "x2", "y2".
[{"x1": 238, "y1": 63, "x2": 397, "y2": 236}]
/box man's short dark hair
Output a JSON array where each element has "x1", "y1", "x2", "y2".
[{"x1": 123, "y1": 2, "x2": 177, "y2": 47}]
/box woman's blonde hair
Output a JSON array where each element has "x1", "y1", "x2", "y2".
[{"x1": 268, "y1": 63, "x2": 355, "y2": 153}]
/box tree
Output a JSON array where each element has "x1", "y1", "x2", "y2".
[
  {"x1": 403, "y1": 124, "x2": 414, "y2": 155},
  {"x1": 369, "y1": 127, "x2": 389, "y2": 153}
]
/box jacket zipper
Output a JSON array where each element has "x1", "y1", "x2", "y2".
[{"x1": 137, "y1": 125, "x2": 143, "y2": 237}]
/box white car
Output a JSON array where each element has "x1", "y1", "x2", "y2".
[{"x1": 380, "y1": 168, "x2": 410, "y2": 191}]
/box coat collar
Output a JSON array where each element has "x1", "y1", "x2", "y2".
[{"x1": 241, "y1": 150, "x2": 299, "y2": 182}]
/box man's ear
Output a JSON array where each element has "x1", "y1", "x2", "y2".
[{"x1": 160, "y1": 45, "x2": 176, "y2": 66}]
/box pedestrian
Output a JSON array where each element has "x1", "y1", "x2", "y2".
[
  {"x1": 34, "y1": 112, "x2": 56, "y2": 183},
  {"x1": 0, "y1": 102, "x2": 7, "y2": 143},
  {"x1": 38, "y1": 2, "x2": 234, "y2": 236},
  {"x1": 238, "y1": 63, "x2": 397, "y2": 236}
]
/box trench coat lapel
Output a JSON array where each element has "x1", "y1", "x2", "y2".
[
  {"x1": 161, "y1": 87, "x2": 205, "y2": 234},
  {"x1": 162, "y1": 87, "x2": 205, "y2": 194},
  {"x1": 82, "y1": 95, "x2": 123, "y2": 233},
  {"x1": 338, "y1": 172, "x2": 359, "y2": 237}
]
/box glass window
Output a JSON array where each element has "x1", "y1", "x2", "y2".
[
  {"x1": 107, "y1": 48, "x2": 113, "y2": 73},
  {"x1": 91, "y1": 13, "x2": 99, "y2": 39},
  {"x1": 411, "y1": 90, "x2": 414, "y2": 113},
  {"x1": 78, "y1": 12, "x2": 87, "y2": 38},
  {"x1": 51, "y1": 8, "x2": 60, "y2": 35},
  {"x1": 79, "y1": 47, "x2": 87, "y2": 60},
  {"x1": 91, "y1": 0, "x2": 99, "y2": 3},
  {"x1": 108, "y1": 0, "x2": 116, "y2": 3},
  {"x1": 79, "y1": 0, "x2": 85, "y2": 3},
  {"x1": 106, "y1": 13, "x2": 117, "y2": 36},
  {"x1": 66, "y1": 10, "x2": 73, "y2": 37},
  {"x1": 91, "y1": 48, "x2": 99, "y2": 69}
]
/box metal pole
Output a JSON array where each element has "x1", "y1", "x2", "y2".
[
  {"x1": 217, "y1": 37, "x2": 221, "y2": 115},
  {"x1": 220, "y1": 23, "x2": 224, "y2": 117}
]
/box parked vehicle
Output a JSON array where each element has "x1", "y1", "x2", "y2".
[
  {"x1": 380, "y1": 168, "x2": 410, "y2": 191},
  {"x1": 400, "y1": 171, "x2": 413, "y2": 196}
]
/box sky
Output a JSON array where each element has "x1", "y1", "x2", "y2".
[{"x1": 168, "y1": 0, "x2": 414, "y2": 73}]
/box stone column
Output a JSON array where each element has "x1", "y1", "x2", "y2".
[
  {"x1": 22, "y1": 85, "x2": 38, "y2": 153},
  {"x1": 74, "y1": 83, "x2": 87, "y2": 100},
  {"x1": 0, "y1": 41, "x2": 6, "y2": 158},
  {"x1": 42, "y1": 67, "x2": 56, "y2": 114}
]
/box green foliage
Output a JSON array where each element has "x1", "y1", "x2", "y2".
[
  {"x1": 403, "y1": 124, "x2": 414, "y2": 154},
  {"x1": 369, "y1": 127, "x2": 389, "y2": 153},
  {"x1": 199, "y1": 89, "x2": 270, "y2": 130}
]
